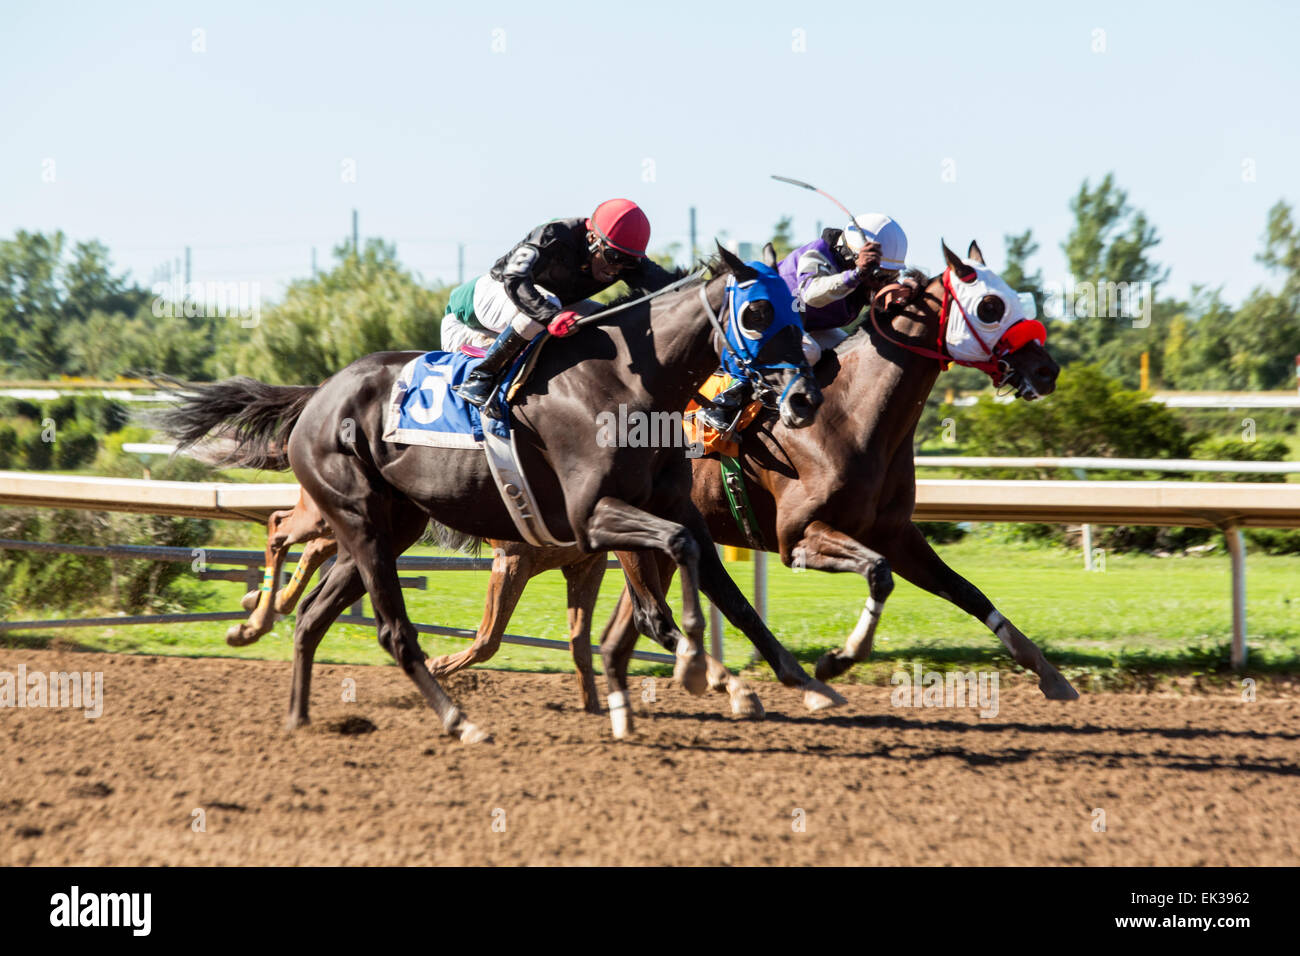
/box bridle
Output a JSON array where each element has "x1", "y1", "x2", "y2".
[
  {"x1": 864, "y1": 269, "x2": 1047, "y2": 400},
  {"x1": 697, "y1": 274, "x2": 814, "y2": 411}
]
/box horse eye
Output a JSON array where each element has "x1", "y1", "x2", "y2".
[
  {"x1": 740, "y1": 302, "x2": 774, "y2": 337},
  {"x1": 976, "y1": 295, "x2": 1005, "y2": 325}
]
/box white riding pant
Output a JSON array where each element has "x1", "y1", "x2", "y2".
[
  {"x1": 439, "y1": 276, "x2": 560, "y2": 353},
  {"x1": 802, "y1": 327, "x2": 848, "y2": 366}
]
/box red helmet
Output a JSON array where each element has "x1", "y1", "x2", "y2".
[{"x1": 587, "y1": 199, "x2": 651, "y2": 258}]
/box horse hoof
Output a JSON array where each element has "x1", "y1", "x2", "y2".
[
  {"x1": 814, "y1": 650, "x2": 854, "y2": 683},
  {"x1": 731, "y1": 689, "x2": 765, "y2": 720},
  {"x1": 802, "y1": 679, "x2": 847, "y2": 712},
  {"x1": 674, "y1": 646, "x2": 709, "y2": 697},
  {"x1": 284, "y1": 714, "x2": 309, "y2": 731},
  {"x1": 225, "y1": 624, "x2": 261, "y2": 647},
  {"x1": 240, "y1": 589, "x2": 259, "y2": 612},
  {"x1": 458, "y1": 721, "x2": 493, "y2": 745},
  {"x1": 1041, "y1": 671, "x2": 1080, "y2": 701}
]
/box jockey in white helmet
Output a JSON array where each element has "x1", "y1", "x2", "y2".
[{"x1": 698, "y1": 213, "x2": 908, "y2": 434}]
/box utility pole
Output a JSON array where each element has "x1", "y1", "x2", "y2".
[
  {"x1": 458, "y1": 243, "x2": 464, "y2": 284},
  {"x1": 689, "y1": 206, "x2": 697, "y2": 265},
  {"x1": 184, "y1": 246, "x2": 191, "y2": 287},
  {"x1": 311, "y1": 247, "x2": 317, "y2": 275},
  {"x1": 352, "y1": 209, "x2": 359, "y2": 255}
]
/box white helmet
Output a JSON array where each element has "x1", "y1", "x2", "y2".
[{"x1": 842, "y1": 213, "x2": 907, "y2": 271}]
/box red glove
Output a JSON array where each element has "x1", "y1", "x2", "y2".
[{"x1": 547, "y1": 310, "x2": 580, "y2": 337}]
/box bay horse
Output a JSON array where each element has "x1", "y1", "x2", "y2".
[
  {"x1": 159, "y1": 247, "x2": 834, "y2": 742},
  {"x1": 227, "y1": 240, "x2": 1078, "y2": 738},
  {"x1": 594, "y1": 240, "x2": 1080, "y2": 732}
]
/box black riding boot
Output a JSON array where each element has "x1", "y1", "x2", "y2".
[
  {"x1": 698, "y1": 378, "x2": 752, "y2": 433},
  {"x1": 455, "y1": 325, "x2": 531, "y2": 416}
]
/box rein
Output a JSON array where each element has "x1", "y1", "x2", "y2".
[
  {"x1": 866, "y1": 270, "x2": 999, "y2": 377},
  {"x1": 574, "y1": 268, "x2": 707, "y2": 326}
]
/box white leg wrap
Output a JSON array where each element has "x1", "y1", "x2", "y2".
[
  {"x1": 608, "y1": 690, "x2": 629, "y2": 739},
  {"x1": 844, "y1": 597, "x2": 883, "y2": 659}
]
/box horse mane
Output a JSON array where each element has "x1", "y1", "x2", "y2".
[{"x1": 598, "y1": 253, "x2": 738, "y2": 313}]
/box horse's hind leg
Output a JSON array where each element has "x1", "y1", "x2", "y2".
[
  {"x1": 234, "y1": 494, "x2": 334, "y2": 644},
  {"x1": 426, "y1": 545, "x2": 533, "y2": 679},
  {"x1": 875, "y1": 521, "x2": 1079, "y2": 700},
  {"x1": 286, "y1": 552, "x2": 365, "y2": 730},
  {"x1": 230, "y1": 507, "x2": 295, "y2": 646},
  {"x1": 775, "y1": 521, "x2": 895, "y2": 682},
  {"x1": 285, "y1": 500, "x2": 424, "y2": 729},
  {"x1": 584, "y1": 498, "x2": 709, "y2": 733},
  {"x1": 276, "y1": 536, "x2": 338, "y2": 614},
  {"x1": 562, "y1": 552, "x2": 606, "y2": 714},
  {"x1": 325, "y1": 493, "x2": 489, "y2": 743}
]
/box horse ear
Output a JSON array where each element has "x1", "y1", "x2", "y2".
[
  {"x1": 716, "y1": 241, "x2": 757, "y2": 281},
  {"x1": 761, "y1": 242, "x2": 779, "y2": 268},
  {"x1": 941, "y1": 240, "x2": 976, "y2": 282},
  {"x1": 967, "y1": 241, "x2": 986, "y2": 266}
]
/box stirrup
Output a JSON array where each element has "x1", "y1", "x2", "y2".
[
  {"x1": 456, "y1": 373, "x2": 499, "y2": 409},
  {"x1": 698, "y1": 404, "x2": 738, "y2": 434}
]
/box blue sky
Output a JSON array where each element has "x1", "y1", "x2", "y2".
[{"x1": 2, "y1": 0, "x2": 1297, "y2": 305}]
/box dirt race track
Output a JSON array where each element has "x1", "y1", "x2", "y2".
[{"x1": 2, "y1": 648, "x2": 1297, "y2": 866}]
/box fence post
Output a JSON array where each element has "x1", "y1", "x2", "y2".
[
  {"x1": 709, "y1": 545, "x2": 725, "y2": 662},
  {"x1": 1224, "y1": 526, "x2": 1247, "y2": 670}
]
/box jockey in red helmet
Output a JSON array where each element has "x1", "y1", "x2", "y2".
[{"x1": 452, "y1": 199, "x2": 670, "y2": 415}]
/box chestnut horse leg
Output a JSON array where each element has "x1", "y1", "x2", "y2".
[
  {"x1": 425, "y1": 545, "x2": 534, "y2": 679},
  {"x1": 562, "y1": 552, "x2": 606, "y2": 714},
  {"x1": 233, "y1": 493, "x2": 334, "y2": 645},
  {"x1": 873, "y1": 521, "x2": 1079, "y2": 700},
  {"x1": 275, "y1": 536, "x2": 337, "y2": 614}
]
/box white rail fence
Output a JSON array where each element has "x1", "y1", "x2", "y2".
[{"x1": 4, "y1": 468, "x2": 1300, "y2": 669}]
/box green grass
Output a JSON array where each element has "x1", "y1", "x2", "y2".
[{"x1": 4, "y1": 534, "x2": 1299, "y2": 688}]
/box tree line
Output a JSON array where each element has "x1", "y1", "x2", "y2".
[{"x1": 1, "y1": 174, "x2": 1297, "y2": 390}]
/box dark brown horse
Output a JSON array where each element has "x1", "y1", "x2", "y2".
[
  {"x1": 227, "y1": 240, "x2": 1077, "y2": 738},
  {"x1": 160, "y1": 247, "x2": 834, "y2": 742},
  {"x1": 595, "y1": 240, "x2": 1078, "y2": 733}
]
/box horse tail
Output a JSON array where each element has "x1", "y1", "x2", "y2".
[
  {"x1": 421, "y1": 520, "x2": 484, "y2": 556},
  {"x1": 151, "y1": 376, "x2": 318, "y2": 471}
]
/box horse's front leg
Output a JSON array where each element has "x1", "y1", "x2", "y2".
[
  {"x1": 607, "y1": 550, "x2": 764, "y2": 720},
  {"x1": 876, "y1": 521, "x2": 1079, "y2": 700},
  {"x1": 426, "y1": 544, "x2": 531, "y2": 678},
  {"x1": 686, "y1": 514, "x2": 845, "y2": 712},
  {"x1": 781, "y1": 520, "x2": 895, "y2": 682},
  {"x1": 585, "y1": 498, "x2": 708, "y2": 736}
]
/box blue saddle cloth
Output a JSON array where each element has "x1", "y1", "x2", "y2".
[{"x1": 382, "y1": 348, "x2": 521, "y2": 448}]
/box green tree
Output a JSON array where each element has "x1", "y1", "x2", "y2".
[
  {"x1": 1060, "y1": 174, "x2": 1168, "y2": 357},
  {"x1": 0, "y1": 230, "x2": 149, "y2": 379},
  {"x1": 769, "y1": 216, "x2": 796, "y2": 261},
  {"x1": 232, "y1": 240, "x2": 449, "y2": 385}
]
